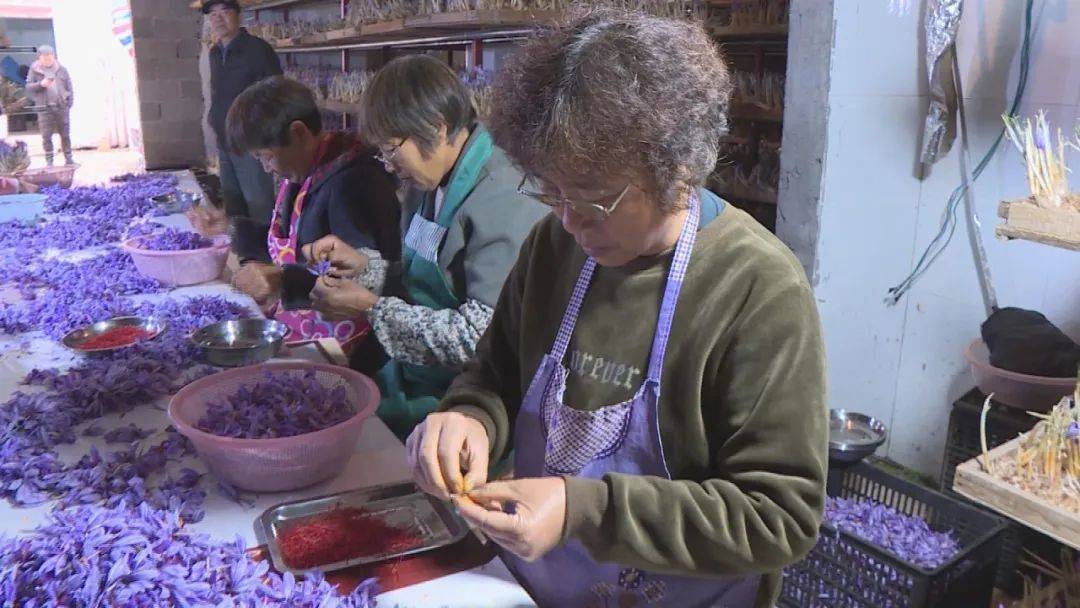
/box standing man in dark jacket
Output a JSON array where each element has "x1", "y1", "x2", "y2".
[
  {"x1": 204, "y1": 0, "x2": 281, "y2": 225},
  {"x1": 26, "y1": 46, "x2": 74, "y2": 167}
]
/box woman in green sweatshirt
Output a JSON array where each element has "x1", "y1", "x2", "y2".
[{"x1": 406, "y1": 8, "x2": 828, "y2": 608}]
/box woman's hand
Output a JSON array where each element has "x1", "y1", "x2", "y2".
[
  {"x1": 453, "y1": 477, "x2": 567, "y2": 562},
  {"x1": 406, "y1": 411, "x2": 491, "y2": 501},
  {"x1": 231, "y1": 262, "x2": 282, "y2": 308},
  {"x1": 309, "y1": 275, "x2": 377, "y2": 321},
  {"x1": 186, "y1": 205, "x2": 229, "y2": 236},
  {"x1": 301, "y1": 235, "x2": 368, "y2": 278}
]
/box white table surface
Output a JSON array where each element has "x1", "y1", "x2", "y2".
[{"x1": 0, "y1": 171, "x2": 534, "y2": 608}]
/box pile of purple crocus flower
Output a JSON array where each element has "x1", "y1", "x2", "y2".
[
  {"x1": 134, "y1": 226, "x2": 216, "y2": 251},
  {"x1": 0, "y1": 502, "x2": 378, "y2": 607},
  {"x1": 196, "y1": 370, "x2": 356, "y2": 439},
  {"x1": 0, "y1": 174, "x2": 380, "y2": 606}
]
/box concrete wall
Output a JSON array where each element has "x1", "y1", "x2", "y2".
[
  {"x1": 129, "y1": 0, "x2": 205, "y2": 169},
  {"x1": 810, "y1": 0, "x2": 1080, "y2": 478},
  {"x1": 776, "y1": 0, "x2": 834, "y2": 283}
]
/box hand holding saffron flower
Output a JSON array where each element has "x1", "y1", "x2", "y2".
[
  {"x1": 232, "y1": 262, "x2": 283, "y2": 309},
  {"x1": 186, "y1": 204, "x2": 229, "y2": 236},
  {"x1": 308, "y1": 258, "x2": 333, "y2": 277},
  {"x1": 301, "y1": 235, "x2": 369, "y2": 279},
  {"x1": 309, "y1": 275, "x2": 377, "y2": 321}
]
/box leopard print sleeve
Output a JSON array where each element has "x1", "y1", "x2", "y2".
[
  {"x1": 354, "y1": 248, "x2": 388, "y2": 294},
  {"x1": 367, "y1": 297, "x2": 495, "y2": 369}
]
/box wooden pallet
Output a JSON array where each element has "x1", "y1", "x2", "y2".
[
  {"x1": 953, "y1": 437, "x2": 1080, "y2": 550},
  {"x1": 996, "y1": 197, "x2": 1080, "y2": 252}
]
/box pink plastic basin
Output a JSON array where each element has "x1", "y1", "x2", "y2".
[
  {"x1": 121, "y1": 234, "x2": 229, "y2": 286},
  {"x1": 19, "y1": 164, "x2": 77, "y2": 189},
  {"x1": 168, "y1": 362, "x2": 381, "y2": 492},
  {"x1": 964, "y1": 339, "x2": 1076, "y2": 411}
]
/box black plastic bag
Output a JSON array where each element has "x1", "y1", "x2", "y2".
[{"x1": 981, "y1": 307, "x2": 1080, "y2": 378}]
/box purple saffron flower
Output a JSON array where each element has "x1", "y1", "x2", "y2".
[
  {"x1": 0, "y1": 502, "x2": 380, "y2": 607},
  {"x1": 196, "y1": 370, "x2": 356, "y2": 439},
  {"x1": 308, "y1": 259, "x2": 332, "y2": 277},
  {"x1": 103, "y1": 424, "x2": 155, "y2": 444},
  {"x1": 0, "y1": 171, "x2": 385, "y2": 608},
  {"x1": 823, "y1": 497, "x2": 961, "y2": 569},
  {"x1": 1066, "y1": 422, "x2": 1080, "y2": 439},
  {"x1": 134, "y1": 227, "x2": 215, "y2": 252}
]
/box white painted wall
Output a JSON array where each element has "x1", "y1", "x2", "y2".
[
  {"x1": 51, "y1": 0, "x2": 139, "y2": 149},
  {"x1": 815, "y1": 0, "x2": 1080, "y2": 477}
]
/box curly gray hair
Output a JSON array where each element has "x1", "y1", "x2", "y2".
[{"x1": 487, "y1": 8, "x2": 732, "y2": 210}]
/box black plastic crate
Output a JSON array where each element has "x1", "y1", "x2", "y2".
[
  {"x1": 937, "y1": 389, "x2": 1061, "y2": 596},
  {"x1": 939, "y1": 389, "x2": 1035, "y2": 493},
  {"x1": 780, "y1": 461, "x2": 1007, "y2": 608}
]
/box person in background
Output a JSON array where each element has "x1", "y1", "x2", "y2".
[
  {"x1": 406, "y1": 9, "x2": 827, "y2": 608},
  {"x1": 1, "y1": 56, "x2": 25, "y2": 87},
  {"x1": 221, "y1": 76, "x2": 400, "y2": 363},
  {"x1": 26, "y1": 45, "x2": 74, "y2": 167},
  {"x1": 203, "y1": 0, "x2": 281, "y2": 225},
  {"x1": 303, "y1": 55, "x2": 547, "y2": 439}
]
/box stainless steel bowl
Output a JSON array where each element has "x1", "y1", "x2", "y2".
[
  {"x1": 62, "y1": 316, "x2": 167, "y2": 354},
  {"x1": 149, "y1": 191, "x2": 200, "y2": 215},
  {"x1": 829, "y1": 409, "x2": 888, "y2": 464},
  {"x1": 191, "y1": 319, "x2": 289, "y2": 367}
]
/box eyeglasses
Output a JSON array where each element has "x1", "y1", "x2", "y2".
[
  {"x1": 374, "y1": 139, "x2": 406, "y2": 172},
  {"x1": 517, "y1": 176, "x2": 631, "y2": 221}
]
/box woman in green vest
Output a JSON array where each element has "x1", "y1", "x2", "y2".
[{"x1": 305, "y1": 55, "x2": 547, "y2": 440}]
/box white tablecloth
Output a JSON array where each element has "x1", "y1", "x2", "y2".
[{"x1": 0, "y1": 171, "x2": 534, "y2": 608}]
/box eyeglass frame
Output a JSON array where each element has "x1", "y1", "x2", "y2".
[
  {"x1": 516, "y1": 175, "x2": 631, "y2": 221},
  {"x1": 374, "y1": 138, "x2": 407, "y2": 171}
]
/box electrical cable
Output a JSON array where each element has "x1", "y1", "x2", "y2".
[{"x1": 886, "y1": 0, "x2": 1035, "y2": 305}]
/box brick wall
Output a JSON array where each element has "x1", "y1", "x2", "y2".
[{"x1": 129, "y1": 0, "x2": 205, "y2": 169}]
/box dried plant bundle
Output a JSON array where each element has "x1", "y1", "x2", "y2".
[
  {"x1": 1003, "y1": 111, "x2": 1080, "y2": 211},
  {"x1": 980, "y1": 373, "x2": 1080, "y2": 514}
]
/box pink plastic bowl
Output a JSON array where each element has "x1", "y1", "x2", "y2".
[
  {"x1": 121, "y1": 234, "x2": 230, "y2": 286},
  {"x1": 168, "y1": 362, "x2": 381, "y2": 492},
  {"x1": 964, "y1": 339, "x2": 1077, "y2": 411}
]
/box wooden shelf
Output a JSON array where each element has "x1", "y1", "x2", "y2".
[
  {"x1": 189, "y1": 0, "x2": 332, "y2": 9},
  {"x1": 996, "y1": 198, "x2": 1080, "y2": 252},
  {"x1": 318, "y1": 99, "x2": 359, "y2": 114},
  {"x1": 729, "y1": 102, "x2": 783, "y2": 123},
  {"x1": 270, "y1": 10, "x2": 558, "y2": 52},
  {"x1": 405, "y1": 9, "x2": 559, "y2": 29},
  {"x1": 709, "y1": 23, "x2": 789, "y2": 40}
]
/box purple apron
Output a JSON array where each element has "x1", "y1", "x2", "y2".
[{"x1": 504, "y1": 193, "x2": 762, "y2": 608}]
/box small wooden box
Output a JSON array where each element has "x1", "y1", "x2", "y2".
[
  {"x1": 996, "y1": 197, "x2": 1080, "y2": 251},
  {"x1": 954, "y1": 437, "x2": 1080, "y2": 550}
]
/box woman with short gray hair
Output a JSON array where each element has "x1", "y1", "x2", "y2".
[
  {"x1": 305, "y1": 55, "x2": 546, "y2": 440},
  {"x1": 407, "y1": 9, "x2": 828, "y2": 607}
]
